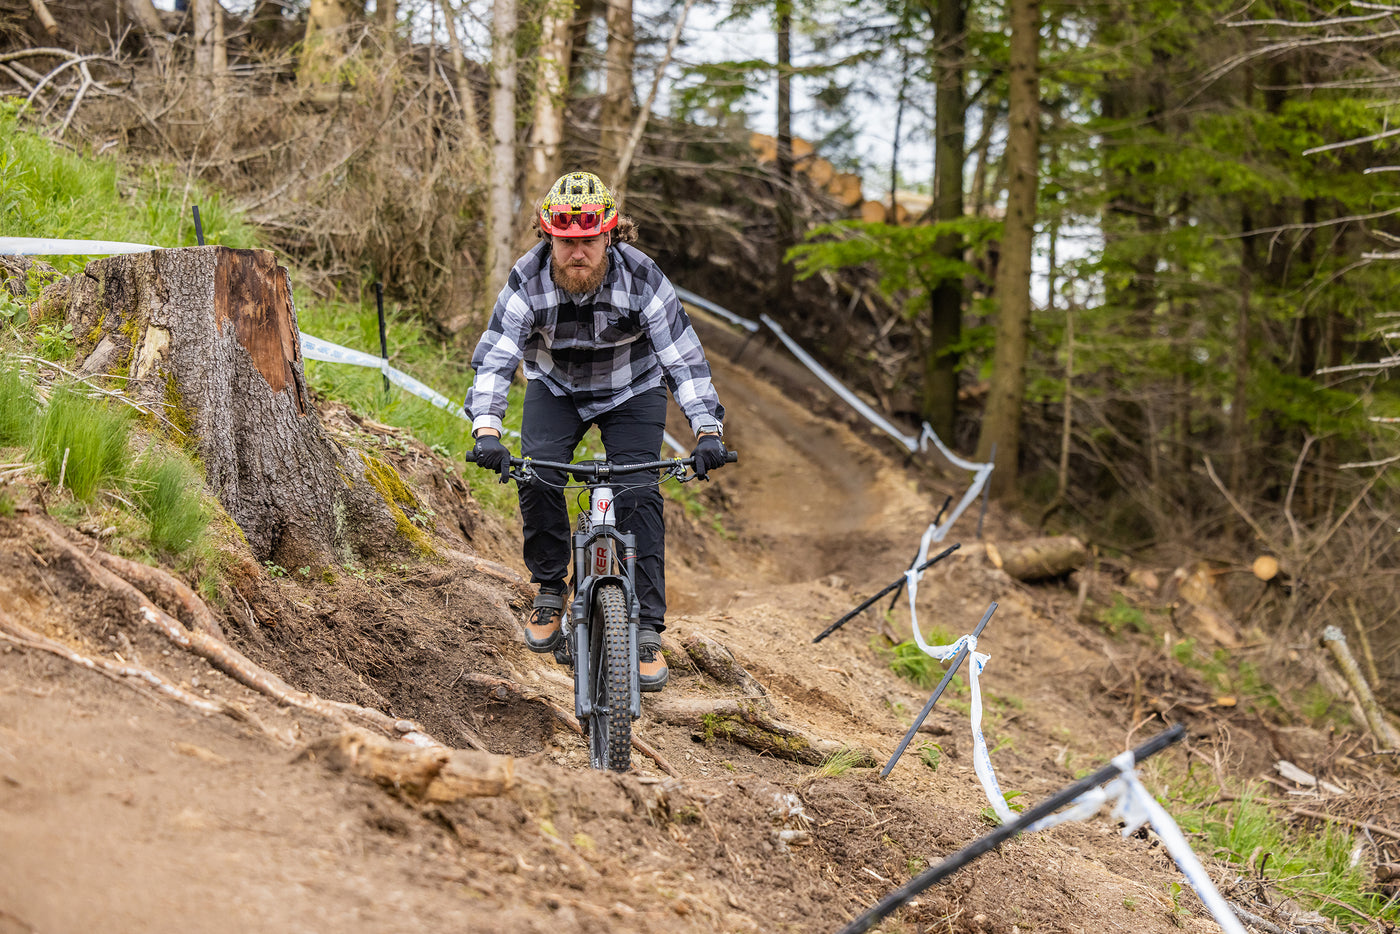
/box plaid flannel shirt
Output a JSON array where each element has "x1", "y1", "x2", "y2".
[{"x1": 465, "y1": 241, "x2": 725, "y2": 438}]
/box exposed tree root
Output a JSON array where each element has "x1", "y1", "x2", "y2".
[
  {"x1": 94, "y1": 550, "x2": 225, "y2": 638},
  {"x1": 442, "y1": 547, "x2": 535, "y2": 598},
  {"x1": 31, "y1": 516, "x2": 443, "y2": 747},
  {"x1": 0, "y1": 605, "x2": 281, "y2": 742},
  {"x1": 648, "y1": 695, "x2": 876, "y2": 767},
  {"x1": 461, "y1": 672, "x2": 680, "y2": 777}
]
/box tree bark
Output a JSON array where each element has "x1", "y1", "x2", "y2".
[
  {"x1": 522, "y1": 0, "x2": 574, "y2": 237},
  {"x1": 301, "y1": 0, "x2": 353, "y2": 85},
  {"x1": 774, "y1": 0, "x2": 795, "y2": 301},
  {"x1": 924, "y1": 0, "x2": 966, "y2": 443},
  {"x1": 62, "y1": 246, "x2": 414, "y2": 569},
  {"x1": 974, "y1": 0, "x2": 1038, "y2": 499},
  {"x1": 596, "y1": 0, "x2": 635, "y2": 181},
  {"x1": 123, "y1": 0, "x2": 167, "y2": 41},
  {"x1": 440, "y1": 0, "x2": 483, "y2": 154},
  {"x1": 486, "y1": 0, "x2": 520, "y2": 303}
]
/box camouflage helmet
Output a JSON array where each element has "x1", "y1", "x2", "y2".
[{"x1": 539, "y1": 171, "x2": 619, "y2": 238}]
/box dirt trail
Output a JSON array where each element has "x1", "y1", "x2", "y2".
[{"x1": 0, "y1": 312, "x2": 1322, "y2": 934}]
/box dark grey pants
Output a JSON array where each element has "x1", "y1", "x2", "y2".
[{"x1": 518, "y1": 380, "x2": 668, "y2": 632}]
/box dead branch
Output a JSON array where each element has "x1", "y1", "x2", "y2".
[
  {"x1": 31, "y1": 516, "x2": 443, "y2": 747},
  {"x1": 1320, "y1": 625, "x2": 1399, "y2": 750},
  {"x1": 27, "y1": 0, "x2": 58, "y2": 35},
  {"x1": 0, "y1": 604, "x2": 281, "y2": 741},
  {"x1": 1290, "y1": 806, "x2": 1400, "y2": 842}
]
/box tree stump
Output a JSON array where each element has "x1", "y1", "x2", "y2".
[{"x1": 58, "y1": 246, "x2": 412, "y2": 568}]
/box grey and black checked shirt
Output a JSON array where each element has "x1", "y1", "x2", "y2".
[{"x1": 465, "y1": 241, "x2": 725, "y2": 437}]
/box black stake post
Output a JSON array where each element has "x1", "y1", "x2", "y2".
[
  {"x1": 885, "y1": 495, "x2": 954, "y2": 614},
  {"x1": 838, "y1": 723, "x2": 1187, "y2": 934},
  {"x1": 812, "y1": 544, "x2": 961, "y2": 644},
  {"x1": 880, "y1": 601, "x2": 997, "y2": 779},
  {"x1": 192, "y1": 205, "x2": 205, "y2": 246},
  {"x1": 374, "y1": 282, "x2": 389, "y2": 398}
]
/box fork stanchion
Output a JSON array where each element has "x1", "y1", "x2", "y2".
[
  {"x1": 880, "y1": 602, "x2": 997, "y2": 778},
  {"x1": 811, "y1": 544, "x2": 961, "y2": 644},
  {"x1": 885, "y1": 496, "x2": 953, "y2": 614},
  {"x1": 838, "y1": 724, "x2": 1187, "y2": 934}
]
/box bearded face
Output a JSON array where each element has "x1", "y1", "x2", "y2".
[{"x1": 550, "y1": 235, "x2": 610, "y2": 294}]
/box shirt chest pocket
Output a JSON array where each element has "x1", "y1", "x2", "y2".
[{"x1": 595, "y1": 307, "x2": 642, "y2": 344}]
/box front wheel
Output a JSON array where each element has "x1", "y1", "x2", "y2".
[{"x1": 587, "y1": 583, "x2": 632, "y2": 772}]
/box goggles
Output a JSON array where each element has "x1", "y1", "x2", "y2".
[{"x1": 545, "y1": 204, "x2": 606, "y2": 235}]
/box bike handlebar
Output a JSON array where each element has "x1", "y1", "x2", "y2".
[{"x1": 464, "y1": 449, "x2": 738, "y2": 481}]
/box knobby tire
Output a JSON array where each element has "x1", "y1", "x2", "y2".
[{"x1": 588, "y1": 583, "x2": 632, "y2": 772}]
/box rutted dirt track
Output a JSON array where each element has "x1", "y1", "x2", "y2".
[{"x1": 0, "y1": 311, "x2": 1346, "y2": 934}]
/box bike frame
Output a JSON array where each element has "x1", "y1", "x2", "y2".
[{"x1": 564, "y1": 483, "x2": 643, "y2": 722}]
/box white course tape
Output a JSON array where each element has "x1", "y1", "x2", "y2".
[
  {"x1": 675, "y1": 286, "x2": 761, "y2": 332},
  {"x1": 1025, "y1": 753, "x2": 1249, "y2": 934},
  {"x1": 0, "y1": 237, "x2": 162, "y2": 255},
  {"x1": 902, "y1": 523, "x2": 1012, "y2": 823}
]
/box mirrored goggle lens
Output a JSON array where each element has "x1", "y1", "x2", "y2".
[{"x1": 549, "y1": 210, "x2": 601, "y2": 231}]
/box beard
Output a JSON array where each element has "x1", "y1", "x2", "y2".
[{"x1": 551, "y1": 250, "x2": 609, "y2": 295}]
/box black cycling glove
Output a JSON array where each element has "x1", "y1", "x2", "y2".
[
  {"x1": 472, "y1": 433, "x2": 511, "y2": 477},
  {"x1": 692, "y1": 435, "x2": 727, "y2": 480}
]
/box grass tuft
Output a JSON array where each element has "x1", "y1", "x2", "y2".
[
  {"x1": 31, "y1": 386, "x2": 130, "y2": 501},
  {"x1": 0, "y1": 362, "x2": 38, "y2": 445},
  {"x1": 808, "y1": 746, "x2": 867, "y2": 780},
  {"x1": 132, "y1": 453, "x2": 209, "y2": 555}
]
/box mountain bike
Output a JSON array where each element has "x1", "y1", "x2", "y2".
[{"x1": 465, "y1": 449, "x2": 737, "y2": 771}]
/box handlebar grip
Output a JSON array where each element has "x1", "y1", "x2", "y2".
[
  {"x1": 724, "y1": 450, "x2": 739, "y2": 464},
  {"x1": 463, "y1": 448, "x2": 477, "y2": 462}
]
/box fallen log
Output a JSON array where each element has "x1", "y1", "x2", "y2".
[
  {"x1": 985, "y1": 535, "x2": 1088, "y2": 581},
  {"x1": 648, "y1": 696, "x2": 876, "y2": 767},
  {"x1": 682, "y1": 630, "x2": 766, "y2": 697},
  {"x1": 304, "y1": 728, "x2": 516, "y2": 802}
]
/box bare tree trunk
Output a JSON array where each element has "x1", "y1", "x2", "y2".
[
  {"x1": 612, "y1": 0, "x2": 694, "y2": 205},
  {"x1": 123, "y1": 0, "x2": 166, "y2": 41},
  {"x1": 440, "y1": 0, "x2": 482, "y2": 151},
  {"x1": 487, "y1": 0, "x2": 520, "y2": 302},
  {"x1": 193, "y1": 0, "x2": 216, "y2": 88},
  {"x1": 302, "y1": 0, "x2": 353, "y2": 84},
  {"x1": 974, "y1": 0, "x2": 1038, "y2": 499},
  {"x1": 774, "y1": 0, "x2": 795, "y2": 300},
  {"x1": 61, "y1": 247, "x2": 414, "y2": 570},
  {"x1": 596, "y1": 0, "x2": 635, "y2": 181},
  {"x1": 523, "y1": 0, "x2": 575, "y2": 228},
  {"x1": 924, "y1": 0, "x2": 967, "y2": 443},
  {"x1": 27, "y1": 0, "x2": 57, "y2": 35}
]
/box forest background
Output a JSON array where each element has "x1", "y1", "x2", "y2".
[{"x1": 1, "y1": 0, "x2": 1399, "y2": 710}]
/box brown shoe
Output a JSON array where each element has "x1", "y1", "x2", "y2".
[
  {"x1": 526, "y1": 586, "x2": 566, "y2": 653},
  {"x1": 638, "y1": 629, "x2": 668, "y2": 692}
]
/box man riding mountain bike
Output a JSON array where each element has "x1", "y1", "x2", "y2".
[{"x1": 464, "y1": 171, "x2": 729, "y2": 693}]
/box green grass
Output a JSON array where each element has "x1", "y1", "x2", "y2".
[
  {"x1": 882, "y1": 630, "x2": 954, "y2": 690},
  {"x1": 808, "y1": 746, "x2": 867, "y2": 780},
  {"x1": 0, "y1": 101, "x2": 258, "y2": 277},
  {"x1": 132, "y1": 453, "x2": 210, "y2": 556},
  {"x1": 30, "y1": 386, "x2": 131, "y2": 501},
  {"x1": 0, "y1": 362, "x2": 37, "y2": 444}
]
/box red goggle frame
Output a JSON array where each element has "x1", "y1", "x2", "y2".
[{"x1": 542, "y1": 204, "x2": 609, "y2": 236}]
